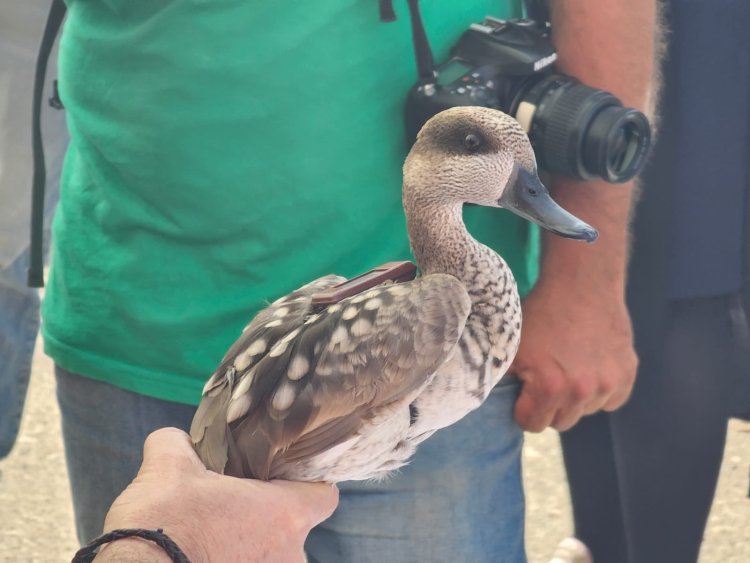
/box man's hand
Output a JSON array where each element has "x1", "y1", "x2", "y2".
[
  {"x1": 510, "y1": 173, "x2": 639, "y2": 433},
  {"x1": 512, "y1": 276, "x2": 638, "y2": 432},
  {"x1": 510, "y1": 0, "x2": 658, "y2": 432},
  {"x1": 96, "y1": 428, "x2": 338, "y2": 563}
]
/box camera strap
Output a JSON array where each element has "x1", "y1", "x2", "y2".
[
  {"x1": 28, "y1": 0, "x2": 67, "y2": 287},
  {"x1": 523, "y1": 0, "x2": 550, "y2": 29},
  {"x1": 404, "y1": 0, "x2": 436, "y2": 86},
  {"x1": 379, "y1": 0, "x2": 436, "y2": 87}
]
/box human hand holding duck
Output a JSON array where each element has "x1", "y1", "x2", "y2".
[{"x1": 89, "y1": 428, "x2": 338, "y2": 562}]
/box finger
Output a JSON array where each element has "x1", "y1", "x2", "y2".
[
  {"x1": 601, "y1": 353, "x2": 638, "y2": 411},
  {"x1": 599, "y1": 368, "x2": 636, "y2": 412},
  {"x1": 553, "y1": 372, "x2": 613, "y2": 429},
  {"x1": 572, "y1": 375, "x2": 612, "y2": 418},
  {"x1": 514, "y1": 381, "x2": 559, "y2": 432},
  {"x1": 580, "y1": 397, "x2": 603, "y2": 416},
  {"x1": 272, "y1": 481, "x2": 340, "y2": 526},
  {"x1": 140, "y1": 427, "x2": 206, "y2": 476},
  {"x1": 602, "y1": 387, "x2": 631, "y2": 412},
  {"x1": 551, "y1": 405, "x2": 585, "y2": 432}
]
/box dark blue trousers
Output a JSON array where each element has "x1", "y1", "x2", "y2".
[{"x1": 560, "y1": 294, "x2": 747, "y2": 563}]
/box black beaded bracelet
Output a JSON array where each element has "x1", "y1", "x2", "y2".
[{"x1": 71, "y1": 528, "x2": 191, "y2": 563}]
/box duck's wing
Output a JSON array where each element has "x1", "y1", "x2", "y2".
[
  {"x1": 190, "y1": 274, "x2": 346, "y2": 471},
  {"x1": 190, "y1": 273, "x2": 471, "y2": 480}
]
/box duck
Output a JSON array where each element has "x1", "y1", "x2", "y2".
[{"x1": 190, "y1": 106, "x2": 597, "y2": 483}]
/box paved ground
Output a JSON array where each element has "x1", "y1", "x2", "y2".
[{"x1": 1, "y1": 341, "x2": 748, "y2": 562}]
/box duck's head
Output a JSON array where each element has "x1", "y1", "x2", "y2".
[{"x1": 404, "y1": 106, "x2": 597, "y2": 242}]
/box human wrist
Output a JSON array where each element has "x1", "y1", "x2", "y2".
[
  {"x1": 538, "y1": 237, "x2": 628, "y2": 297},
  {"x1": 73, "y1": 527, "x2": 194, "y2": 563},
  {"x1": 94, "y1": 537, "x2": 173, "y2": 563},
  {"x1": 99, "y1": 484, "x2": 212, "y2": 562},
  {"x1": 539, "y1": 176, "x2": 634, "y2": 292}
]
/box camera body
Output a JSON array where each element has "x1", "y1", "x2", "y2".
[{"x1": 405, "y1": 17, "x2": 651, "y2": 183}]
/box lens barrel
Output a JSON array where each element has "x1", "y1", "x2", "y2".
[{"x1": 515, "y1": 74, "x2": 651, "y2": 182}]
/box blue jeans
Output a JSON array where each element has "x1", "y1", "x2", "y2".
[
  {"x1": 560, "y1": 294, "x2": 742, "y2": 563},
  {"x1": 55, "y1": 367, "x2": 197, "y2": 544},
  {"x1": 56, "y1": 367, "x2": 526, "y2": 561},
  {"x1": 0, "y1": 147, "x2": 61, "y2": 458},
  {"x1": 307, "y1": 380, "x2": 526, "y2": 563},
  {"x1": 0, "y1": 248, "x2": 42, "y2": 458},
  {"x1": 0, "y1": 0, "x2": 68, "y2": 458}
]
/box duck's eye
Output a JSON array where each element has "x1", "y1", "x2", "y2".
[{"x1": 464, "y1": 133, "x2": 481, "y2": 153}]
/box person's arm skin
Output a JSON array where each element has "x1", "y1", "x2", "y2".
[
  {"x1": 512, "y1": 0, "x2": 660, "y2": 432},
  {"x1": 91, "y1": 428, "x2": 338, "y2": 563}
]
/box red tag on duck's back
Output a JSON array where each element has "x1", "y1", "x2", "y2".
[{"x1": 311, "y1": 261, "x2": 417, "y2": 309}]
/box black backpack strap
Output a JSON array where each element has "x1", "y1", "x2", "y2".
[{"x1": 28, "y1": 0, "x2": 67, "y2": 288}]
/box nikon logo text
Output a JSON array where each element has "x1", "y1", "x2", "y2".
[{"x1": 533, "y1": 53, "x2": 557, "y2": 72}]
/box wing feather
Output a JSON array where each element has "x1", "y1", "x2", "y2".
[
  {"x1": 191, "y1": 272, "x2": 471, "y2": 481},
  {"x1": 190, "y1": 274, "x2": 344, "y2": 467}
]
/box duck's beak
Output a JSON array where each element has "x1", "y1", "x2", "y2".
[{"x1": 499, "y1": 166, "x2": 598, "y2": 243}]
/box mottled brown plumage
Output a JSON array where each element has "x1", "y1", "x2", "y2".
[{"x1": 190, "y1": 107, "x2": 596, "y2": 482}]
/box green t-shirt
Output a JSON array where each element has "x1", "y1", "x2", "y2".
[{"x1": 43, "y1": 0, "x2": 538, "y2": 405}]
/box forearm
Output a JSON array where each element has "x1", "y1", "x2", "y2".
[
  {"x1": 542, "y1": 0, "x2": 661, "y2": 292},
  {"x1": 538, "y1": 182, "x2": 631, "y2": 299},
  {"x1": 550, "y1": 0, "x2": 658, "y2": 112}
]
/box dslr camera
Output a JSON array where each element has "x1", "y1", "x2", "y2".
[{"x1": 405, "y1": 16, "x2": 651, "y2": 183}]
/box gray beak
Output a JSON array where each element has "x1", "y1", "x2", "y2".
[{"x1": 499, "y1": 166, "x2": 598, "y2": 243}]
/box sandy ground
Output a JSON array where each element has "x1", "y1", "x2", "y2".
[{"x1": 1, "y1": 340, "x2": 748, "y2": 562}]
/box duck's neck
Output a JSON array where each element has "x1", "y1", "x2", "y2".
[{"x1": 404, "y1": 195, "x2": 513, "y2": 305}]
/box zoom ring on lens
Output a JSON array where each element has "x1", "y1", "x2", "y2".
[{"x1": 537, "y1": 80, "x2": 618, "y2": 179}]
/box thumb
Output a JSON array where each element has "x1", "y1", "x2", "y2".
[
  {"x1": 140, "y1": 427, "x2": 206, "y2": 476},
  {"x1": 272, "y1": 480, "x2": 340, "y2": 526}
]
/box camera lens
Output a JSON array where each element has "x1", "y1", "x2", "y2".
[
  {"x1": 583, "y1": 106, "x2": 650, "y2": 182},
  {"x1": 513, "y1": 75, "x2": 651, "y2": 182}
]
